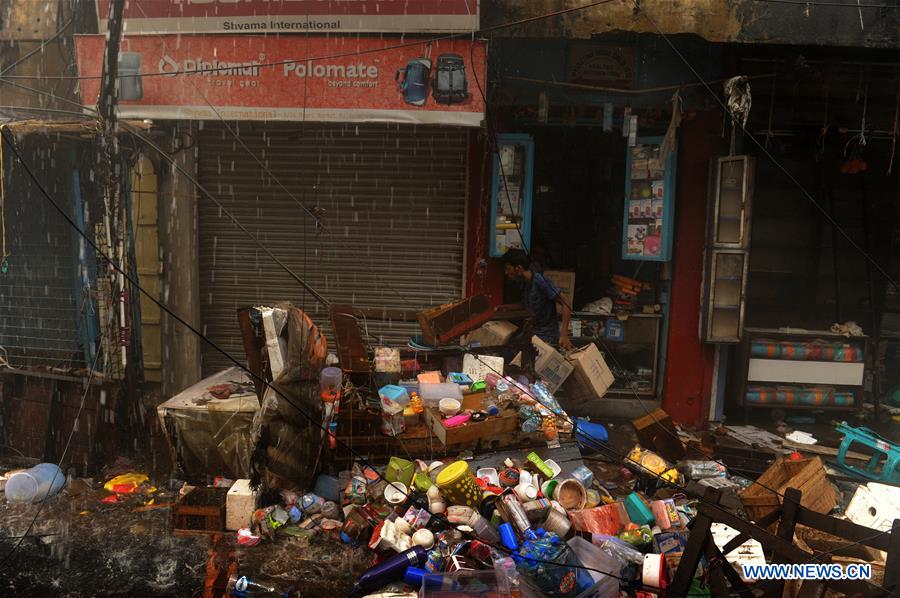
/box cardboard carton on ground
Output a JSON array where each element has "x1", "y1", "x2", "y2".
[
  {"x1": 463, "y1": 320, "x2": 518, "y2": 347},
  {"x1": 532, "y1": 336, "x2": 574, "y2": 393},
  {"x1": 564, "y1": 343, "x2": 615, "y2": 402},
  {"x1": 226, "y1": 479, "x2": 258, "y2": 531}
]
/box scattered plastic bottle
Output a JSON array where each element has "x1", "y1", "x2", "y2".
[
  {"x1": 226, "y1": 574, "x2": 289, "y2": 597},
  {"x1": 410, "y1": 392, "x2": 424, "y2": 414},
  {"x1": 542, "y1": 417, "x2": 558, "y2": 442},
  {"x1": 678, "y1": 460, "x2": 727, "y2": 480}
]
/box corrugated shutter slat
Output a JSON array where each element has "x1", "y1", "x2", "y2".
[{"x1": 198, "y1": 122, "x2": 467, "y2": 374}]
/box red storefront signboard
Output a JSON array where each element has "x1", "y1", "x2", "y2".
[
  {"x1": 74, "y1": 35, "x2": 486, "y2": 126},
  {"x1": 97, "y1": 0, "x2": 479, "y2": 35}
]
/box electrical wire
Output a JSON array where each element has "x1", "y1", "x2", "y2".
[
  {"x1": 0, "y1": 0, "x2": 617, "y2": 82},
  {"x1": 8, "y1": 127, "x2": 887, "y2": 593},
  {"x1": 750, "y1": 0, "x2": 900, "y2": 8},
  {"x1": 464, "y1": 353, "x2": 899, "y2": 597},
  {"x1": 2, "y1": 3, "x2": 893, "y2": 589},
  {"x1": 0, "y1": 11, "x2": 75, "y2": 77},
  {"x1": 0, "y1": 74, "x2": 750, "y2": 592},
  {"x1": 504, "y1": 73, "x2": 776, "y2": 96},
  {"x1": 130, "y1": 1, "x2": 328, "y2": 235},
  {"x1": 0, "y1": 77, "x2": 330, "y2": 306},
  {"x1": 0, "y1": 126, "x2": 693, "y2": 598},
  {"x1": 0, "y1": 345, "x2": 102, "y2": 569},
  {"x1": 631, "y1": 1, "x2": 900, "y2": 295}
]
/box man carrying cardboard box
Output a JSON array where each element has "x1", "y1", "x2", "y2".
[{"x1": 502, "y1": 249, "x2": 573, "y2": 350}]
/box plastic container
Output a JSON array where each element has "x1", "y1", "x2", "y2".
[
  {"x1": 378, "y1": 384, "x2": 410, "y2": 409},
  {"x1": 319, "y1": 367, "x2": 342, "y2": 401},
  {"x1": 567, "y1": 537, "x2": 623, "y2": 598},
  {"x1": 574, "y1": 418, "x2": 609, "y2": 448},
  {"x1": 5, "y1": 463, "x2": 65, "y2": 503},
  {"x1": 417, "y1": 382, "x2": 463, "y2": 408},
  {"x1": 624, "y1": 492, "x2": 655, "y2": 526}
]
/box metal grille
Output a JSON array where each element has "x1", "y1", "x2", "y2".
[
  {"x1": 197, "y1": 122, "x2": 468, "y2": 374},
  {"x1": 0, "y1": 149, "x2": 83, "y2": 369}
]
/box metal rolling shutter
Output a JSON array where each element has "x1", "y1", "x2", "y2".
[{"x1": 197, "y1": 122, "x2": 467, "y2": 374}]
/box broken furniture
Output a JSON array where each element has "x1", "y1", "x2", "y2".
[
  {"x1": 739, "y1": 456, "x2": 836, "y2": 527},
  {"x1": 416, "y1": 294, "x2": 493, "y2": 347},
  {"x1": 173, "y1": 486, "x2": 229, "y2": 537},
  {"x1": 156, "y1": 367, "x2": 259, "y2": 480},
  {"x1": 834, "y1": 422, "x2": 900, "y2": 484},
  {"x1": 737, "y1": 328, "x2": 869, "y2": 418},
  {"x1": 631, "y1": 408, "x2": 685, "y2": 463},
  {"x1": 671, "y1": 486, "x2": 900, "y2": 597}
]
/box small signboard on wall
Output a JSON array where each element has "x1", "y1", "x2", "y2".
[{"x1": 566, "y1": 43, "x2": 637, "y2": 88}]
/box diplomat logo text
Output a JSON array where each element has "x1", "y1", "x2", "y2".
[{"x1": 158, "y1": 54, "x2": 265, "y2": 77}]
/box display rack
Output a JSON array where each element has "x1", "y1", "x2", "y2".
[
  {"x1": 571, "y1": 312, "x2": 662, "y2": 397},
  {"x1": 489, "y1": 134, "x2": 534, "y2": 257},
  {"x1": 737, "y1": 327, "x2": 869, "y2": 416},
  {"x1": 621, "y1": 136, "x2": 677, "y2": 262}
]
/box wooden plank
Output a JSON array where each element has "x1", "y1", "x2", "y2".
[
  {"x1": 768, "y1": 488, "x2": 802, "y2": 598},
  {"x1": 417, "y1": 295, "x2": 493, "y2": 346},
  {"x1": 670, "y1": 487, "x2": 720, "y2": 596},
  {"x1": 883, "y1": 519, "x2": 900, "y2": 593},
  {"x1": 721, "y1": 508, "x2": 783, "y2": 555},
  {"x1": 782, "y1": 438, "x2": 870, "y2": 461},
  {"x1": 702, "y1": 501, "x2": 818, "y2": 565},
  {"x1": 330, "y1": 309, "x2": 371, "y2": 374},
  {"x1": 796, "y1": 508, "x2": 892, "y2": 552}
]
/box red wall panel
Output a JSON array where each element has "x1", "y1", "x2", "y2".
[{"x1": 661, "y1": 113, "x2": 722, "y2": 426}]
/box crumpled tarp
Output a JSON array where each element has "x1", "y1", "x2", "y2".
[
  {"x1": 250, "y1": 304, "x2": 328, "y2": 490},
  {"x1": 156, "y1": 367, "x2": 259, "y2": 479}
]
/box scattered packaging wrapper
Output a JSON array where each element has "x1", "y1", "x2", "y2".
[{"x1": 711, "y1": 522, "x2": 767, "y2": 580}]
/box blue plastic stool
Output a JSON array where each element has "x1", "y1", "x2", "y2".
[{"x1": 834, "y1": 422, "x2": 900, "y2": 484}]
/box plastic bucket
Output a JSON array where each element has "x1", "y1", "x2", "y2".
[{"x1": 5, "y1": 463, "x2": 65, "y2": 503}]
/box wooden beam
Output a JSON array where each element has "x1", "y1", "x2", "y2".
[
  {"x1": 721, "y1": 507, "x2": 783, "y2": 555},
  {"x1": 670, "y1": 487, "x2": 720, "y2": 596},
  {"x1": 782, "y1": 438, "x2": 870, "y2": 461},
  {"x1": 768, "y1": 488, "x2": 802, "y2": 598},
  {"x1": 882, "y1": 519, "x2": 900, "y2": 593},
  {"x1": 796, "y1": 509, "x2": 892, "y2": 552}
]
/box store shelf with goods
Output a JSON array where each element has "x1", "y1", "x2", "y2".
[
  {"x1": 569, "y1": 313, "x2": 662, "y2": 399},
  {"x1": 735, "y1": 327, "x2": 870, "y2": 418}
]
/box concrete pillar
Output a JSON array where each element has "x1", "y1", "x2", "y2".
[{"x1": 159, "y1": 123, "x2": 202, "y2": 396}]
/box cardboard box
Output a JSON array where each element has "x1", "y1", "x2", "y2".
[
  {"x1": 463, "y1": 320, "x2": 518, "y2": 347},
  {"x1": 543, "y1": 270, "x2": 575, "y2": 315},
  {"x1": 226, "y1": 479, "x2": 258, "y2": 531},
  {"x1": 462, "y1": 354, "x2": 504, "y2": 383},
  {"x1": 425, "y1": 408, "x2": 518, "y2": 447},
  {"x1": 564, "y1": 343, "x2": 614, "y2": 401},
  {"x1": 532, "y1": 336, "x2": 574, "y2": 393}
]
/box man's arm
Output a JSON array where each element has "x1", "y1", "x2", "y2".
[{"x1": 557, "y1": 295, "x2": 573, "y2": 350}]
